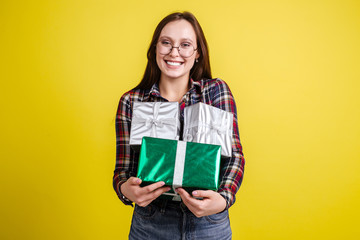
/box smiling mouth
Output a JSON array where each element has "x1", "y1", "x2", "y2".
[{"x1": 165, "y1": 60, "x2": 183, "y2": 66}]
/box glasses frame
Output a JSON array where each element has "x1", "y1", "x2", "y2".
[{"x1": 156, "y1": 40, "x2": 198, "y2": 58}]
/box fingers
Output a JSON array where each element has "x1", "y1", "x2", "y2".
[
  {"x1": 176, "y1": 188, "x2": 200, "y2": 209},
  {"x1": 123, "y1": 178, "x2": 171, "y2": 206},
  {"x1": 192, "y1": 190, "x2": 213, "y2": 198},
  {"x1": 151, "y1": 186, "x2": 172, "y2": 199},
  {"x1": 131, "y1": 180, "x2": 170, "y2": 207},
  {"x1": 141, "y1": 185, "x2": 171, "y2": 201},
  {"x1": 176, "y1": 188, "x2": 191, "y2": 199},
  {"x1": 177, "y1": 188, "x2": 218, "y2": 218},
  {"x1": 144, "y1": 181, "x2": 166, "y2": 192},
  {"x1": 128, "y1": 177, "x2": 142, "y2": 185},
  {"x1": 137, "y1": 186, "x2": 171, "y2": 207},
  {"x1": 128, "y1": 178, "x2": 165, "y2": 193}
]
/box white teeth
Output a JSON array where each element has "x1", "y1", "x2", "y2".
[{"x1": 166, "y1": 61, "x2": 181, "y2": 66}]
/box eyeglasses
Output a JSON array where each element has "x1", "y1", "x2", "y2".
[{"x1": 157, "y1": 40, "x2": 197, "y2": 58}]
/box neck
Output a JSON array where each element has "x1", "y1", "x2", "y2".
[{"x1": 159, "y1": 75, "x2": 189, "y2": 102}]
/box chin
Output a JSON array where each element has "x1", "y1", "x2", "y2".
[
  {"x1": 159, "y1": 68, "x2": 184, "y2": 80},
  {"x1": 163, "y1": 73, "x2": 186, "y2": 80}
]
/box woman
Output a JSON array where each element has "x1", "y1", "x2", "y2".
[{"x1": 113, "y1": 11, "x2": 245, "y2": 239}]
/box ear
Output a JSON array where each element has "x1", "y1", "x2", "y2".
[{"x1": 196, "y1": 51, "x2": 200, "y2": 59}]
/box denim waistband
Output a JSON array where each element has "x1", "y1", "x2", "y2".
[{"x1": 151, "y1": 198, "x2": 189, "y2": 214}]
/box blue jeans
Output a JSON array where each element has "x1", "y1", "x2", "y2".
[{"x1": 129, "y1": 199, "x2": 232, "y2": 240}]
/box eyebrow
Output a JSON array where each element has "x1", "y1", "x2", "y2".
[{"x1": 159, "y1": 36, "x2": 195, "y2": 43}]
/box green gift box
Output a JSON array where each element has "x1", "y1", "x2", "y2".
[{"x1": 137, "y1": 136, "x2": 222, "y2": 201}]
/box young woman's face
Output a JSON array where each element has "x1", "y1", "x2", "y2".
[{"x1": 156, "y1": 19, "x2": 199, "y2": 81}]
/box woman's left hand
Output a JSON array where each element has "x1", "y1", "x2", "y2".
[{"x1": 176, "y1": 188, "x2": 227, "y2": 217}]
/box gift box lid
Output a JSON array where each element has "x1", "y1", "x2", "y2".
[{"x1": 183, "y1": 102, "x2": 233, "y2": 131}]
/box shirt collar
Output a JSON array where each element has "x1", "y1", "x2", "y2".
[
  {"x1": 189, "y1": 79, "x2": 202, "y2": 94},
  {"x1": 141, "y1": 82, "x2": 160, "y2": 102},
  {"x1": 149, "y1": 82, "x2": 161, "y2": 97},
  {"x1": 143, "y1": 79, "x2": 202, "y2": 101}
]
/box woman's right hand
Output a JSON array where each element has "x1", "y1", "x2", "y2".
[{"x1": 121, "y1": 177, "x2": 171, "y2": 207}]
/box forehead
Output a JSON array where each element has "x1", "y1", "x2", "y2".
[{"x1": 159, "y1": 20, "x2": 197, "y2": 41}]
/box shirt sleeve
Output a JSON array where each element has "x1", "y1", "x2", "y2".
[
  {"x1": 211, "y1": 79, "x2": 245, "y2": 208},
  {"x1": 112, "y1": 92, "x2": 136, "y2": 206}
]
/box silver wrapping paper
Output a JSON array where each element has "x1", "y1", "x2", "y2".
[
  {"x1": 129, "y1": 102, "x2": 180, "y2": 146},
  {"x1": 183, "y1": 102, "x2": 233, "y2": 157}
]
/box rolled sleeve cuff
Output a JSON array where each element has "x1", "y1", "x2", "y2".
[
  {"x1": 116, "y1": 180, "x2": 134, "y2": 207},
  {"x1": 218, "y1": 189, "x2": 234, "y2": 209}
]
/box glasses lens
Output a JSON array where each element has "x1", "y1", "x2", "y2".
[
  {"x1": 157, "y1": 41, "x2": 195, "y2": 58},
  {"x1": 179, "y1": 43, "x2": 194, "y2": 58},
  {"x1": 158, "y1": 41, "x2": 172, "y2": 55}
]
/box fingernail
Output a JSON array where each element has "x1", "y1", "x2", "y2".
[
  {"x1": 192, "y1": 191, "x2": 198, "y2": 195},
  {"x1": 160, "y1": 181, "x2": 165, "y2": 186},
  {"x1": 136, "y1": 179, "x2": 141, "y2": 184}
]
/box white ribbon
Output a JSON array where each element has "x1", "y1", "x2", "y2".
[
  {"x1": 208, "y1": 122, "x2": 228, "y2": 145},
  {"x1": 208, "y1": 122, "x2": 228, "y2": 135},
  {"x1": 162, "y1": 141, "x2": 187, "y2": 201},
  {"x1": 184, "y1": 121, "x2": 228, "y2": 144}
]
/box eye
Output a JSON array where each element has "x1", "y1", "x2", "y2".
[
  {"x1": 160, "y1": 40, "x2": 171, "y2": 46},
  {"x1": 180, "y1": 42, "x2": 192, "y2": 49}
]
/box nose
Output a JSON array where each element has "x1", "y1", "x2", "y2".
[{"x1": 169, "y1": 46, "x2": 180, "y2": 57}]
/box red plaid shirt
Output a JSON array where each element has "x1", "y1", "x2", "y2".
[{"x1": 113, "y1": 78, "x2": 245, "y2": 208}]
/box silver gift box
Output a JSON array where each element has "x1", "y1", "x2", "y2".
[
  {"x1": 130, "y1": 102, "x2": 180, "y2": 147},
  {"x1": 183, "y1": 102, "x2": 233, "y2": 157}
]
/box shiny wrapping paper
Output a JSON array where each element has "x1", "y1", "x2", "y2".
[
  {"x1": 137, "y1": 137, "x2": 221, "y2": 200},
  {"x1": 183, "y1": 102, "x2": 233, "y2": 157},
  {"x1": 129, "y1": 102, "x2": 180, "y2": 148}
]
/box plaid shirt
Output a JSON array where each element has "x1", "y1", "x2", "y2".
[{"x1": 113, "y1": 78, "x2": 245, "y2": 208}]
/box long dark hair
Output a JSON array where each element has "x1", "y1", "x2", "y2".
[{"x1": 134, "y1": 12, "x2": 212, "y2": 90}]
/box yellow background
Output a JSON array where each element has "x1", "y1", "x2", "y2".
[{"x1": 1, "y1": 0, "x2": 359, "y2": 239}]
